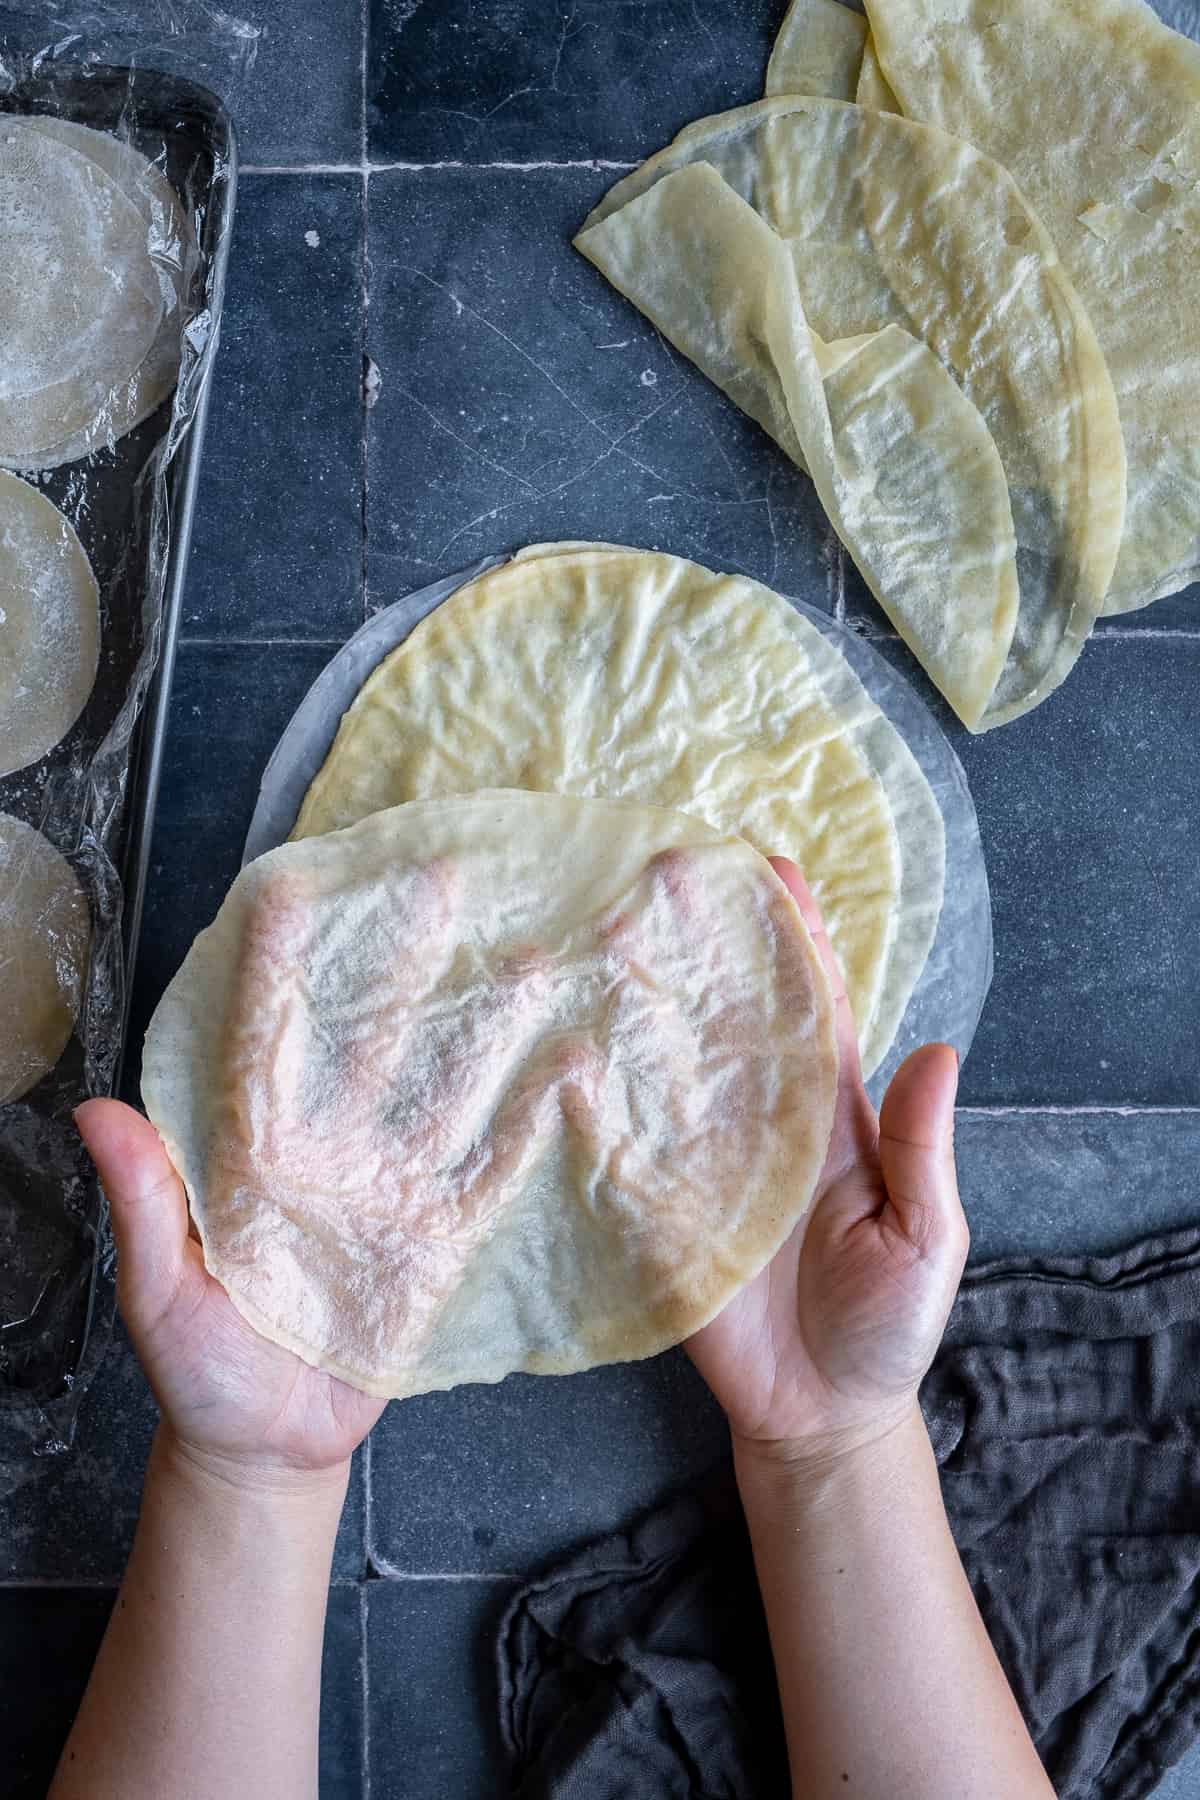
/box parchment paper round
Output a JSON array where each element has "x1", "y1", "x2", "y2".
[
  {"x1": 0, "y1": 815, "x2": 91, "y2": 1104},
  {"x1": 243, "y1": 558, "x2": 992, "y2": 1103},
  {"x1": 0, "y1": 471, "x2": 100, "y2": 777}
]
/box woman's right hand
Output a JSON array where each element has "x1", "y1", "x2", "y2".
[{"x1": 686, "y1": 857, "x2": 969, "y2": 1470}]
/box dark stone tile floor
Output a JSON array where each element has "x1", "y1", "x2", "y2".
[
  {"x1": 366, "y1": 1579, "x2": 516, "y2": 1799},
  {"x1": 3, "y1": 2, "x2": 1199, "y2": 1795},
  {"x1": 180, "y1": 174, "x2": 365, "y2": 642},
  {"x1": 364, "y1": 164, "x2": 836, "y2": 607},
  {"x1": 366, "y1": 0, "x2": 786, "y2": 166}
]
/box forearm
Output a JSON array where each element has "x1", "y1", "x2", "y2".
[
  {"x1": 736, "y1": 1406, "x2": 1054, "y2": 1800},
  {"x1": 50, "y1": 1425, "x2": 347, "y2": 1800}
]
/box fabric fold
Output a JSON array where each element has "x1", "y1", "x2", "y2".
[{"x1": 499, "y1": 1227, "x2": 1200, "y2": 1800}]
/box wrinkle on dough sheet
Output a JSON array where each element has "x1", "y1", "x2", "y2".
[
  {"x1": 142, "y1": 792, "x2": 839, "y2": 1399},
  {"x1": 862, "y1": 0, "x2": 1200, "y2": 613},
  {"x1": 293, "y1": 545, "x2": 945, "y2": 1079},
  {"x1": 577, "y1": 98, "x2": 1125, "y2": 729},
  {"x1": 766, "y1": 0, "x2": 868, "y2": 100}
]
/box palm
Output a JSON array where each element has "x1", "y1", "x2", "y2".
[
  {"x1": 78, "y1": 1098, "x2": 386, "y2": 1477},
  {"x1": 687, "y1": 860, "x2": 966, "y2": 1447},
  {"x1": 139, "y1": 1240, "x2": 386, "y2": 1472}
]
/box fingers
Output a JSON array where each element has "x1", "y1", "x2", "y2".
[
  {"x1": 769, "y1": 857, "x2": 859, "y2": 1064},
  {"x1": 75, "y1": 1099, "x2": 193, "y2": 1333},
  {"x1": 877, "y1": 1044, "x2": 968, "y2": 1266},
  {"x1": 768, "y1": 855, "x2": 875, "y2": 1153}
]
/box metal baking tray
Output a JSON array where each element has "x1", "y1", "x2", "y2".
[{"x1": 0, "y1": 66, "x2": 236, "y2": 1437}]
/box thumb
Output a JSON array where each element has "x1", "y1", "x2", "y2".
[
  {"x1": 75, "y1": 1099, "x2": 194, "y2": 1333},
  {"x1": 877, "y1": 1044, "x2": 968, "y2": 1267}
]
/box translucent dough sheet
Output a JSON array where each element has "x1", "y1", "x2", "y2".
[
  {"x1": 244, "y1": 557, "x2": 994, "y2": 1107},
  {"x1": 0, "y1": 11, "x2": 251, "y2": 1494}
]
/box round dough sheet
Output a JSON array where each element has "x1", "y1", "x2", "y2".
[
  {"x1": 0, "y1": 118, "x2": 190, "y2": 470},
  {"x1": 293, "y1": 546, "x2": 943, "y2": 1079},
  {"x1": 0, "y1": 120, "x2": 164, "y2": 466},
  {"x1": 143, "y1": 792, "x2": 839, "y2": 1398},
  {"x1": 0, "y1": 815, "x2": 90, "y2": 1104},
  {"x1": 0, "y1": 471, "x2": 100, "y2": 776}
]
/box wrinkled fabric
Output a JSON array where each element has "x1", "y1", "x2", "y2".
[{"x1": 499, "y1": 1228, "x2": 1200, "y2": 1800}]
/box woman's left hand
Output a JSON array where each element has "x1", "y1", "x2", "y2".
[{"x1": 76, "y1": 1099, "x2": 386, "y2": 1488}]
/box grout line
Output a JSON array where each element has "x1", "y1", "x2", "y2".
[
  {"x1": 1093, "y1": 626, "x2": 1200, "y2": 639},
  {"x1": 847, "y1": 623, "x2": 1200, "y2": 642},
  {"x1": 366, "y1": 1554, "x2": 520, "y2": 1583},
  {"x1": 0, "y1": 1577, "x2": 119, "y2": 1590},
  {"x1": 360, "y1": 0, "x2": 370, "y2": 177},
  {"x1": 178, "y1": 634, "x2": 349, "y2": 648},
  {"x1": 0, "y1": 1570, "x2": 522, "y2": 1593},
  {"x1": 364, "y1": 1424, "x2": 375, "y2": 1580},
  {"x1": 241, "y1": 157, "x2": 638, "y2": 175},
  {"x1": 359, "y1": 167, "x2": 371, "y2": 626},
  {"x1": 957, "y1": 1104, "x2": 1200, "y2": 1118},
  {"x1": 360, "y1": 1582, "x2": 372, "y2": 1800},
  {"x1": 242, "y1": 161, "x2": 363, "y2": 173},
  {"x1": 369, "y1": 156, "x2": 638, "y2": 173},
  {"x1": 359, "y1": 0, "x2": 372, "y2": 628}
]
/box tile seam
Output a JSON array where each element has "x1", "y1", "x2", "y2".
[
  {"x1": 360, "y1": 1583, "x2": 372, "y2": 1800},
  {"x1": 852, "y1": 624, "x2": 1200, "y2": 642},
  {"x1": 364, "y1": 1560, "x2": 520, "y2": 1583},
  {"x1": 0, "y1": 1577, "x2": 119, "y2": 1589},
  {"x1": 956, "y1": 1104, "x2": 1200, "y2": 1118},
  {"x1": 0, "y1": 1573, "x2": 369, "y2": 1589},
  {"x1": 360, "y1": 0, "x2": 371, "y2": 630},
  {"x1": 364, "y1": 1426, "x2": 375, "y2": 1581},
  {"x1": 177, "y1": 635, "x2": 350, "y2": 648},
  {"x1": 241, "y1": 158, "x2": 638, "y2": 175}
]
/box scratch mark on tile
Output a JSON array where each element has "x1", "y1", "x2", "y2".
[
  {"x1": 763, "y1": 472, "x2": 780, "y2": 588},
  {"x1": 424, "y1": 89, "x2": 537, "y2": 133},
  {"x1": 403, "y1": 266, "x2": 608, "y2": 438},
  {"x1": 395, "y1": 385, "x2": 536, "y2": 489},
  {"x1": 690, "y1": 0, "x2": 719, "y2": 60},
  {"x1": 431, "y1": 502, "x2": 511, "y2": 563},
  {"x1": 550, "y1": 5, "x2": 581, "y2": 91}
]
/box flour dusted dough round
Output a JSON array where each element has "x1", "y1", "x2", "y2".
[
  {"x1": 0, "y1": 120, "x2": 164, "y2": 467},
  {"x1": 294, "y1": 546, "x2": 943, "y2": 1078},
  {"x1": 142, "y1": 792, "x2": 839, "y2": 1398},
  {"x1": 2, "y1": 118, "x2": 190, "y2": 469},
  {"x1": 0, "y1": 815, "x2": 90, "y2": 1103},
  {"x1": 0, "y1": 473, "x2": 100, "y2": 776}
]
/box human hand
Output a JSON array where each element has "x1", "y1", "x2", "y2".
[
  {"x1": 76, "y1": 1099, "x2": 386, "y2": 1493},
  {"x1": 686, "y1": 857, "x2": 968, "y2": 1469}
]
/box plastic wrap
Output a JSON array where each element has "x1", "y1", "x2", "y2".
[
  {"x1": 243, "y1": 557, "x2": 994, "y2": 1109},
  {"x1": 0, "y1": 4, "x2": 253, "y2": 1494}
]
